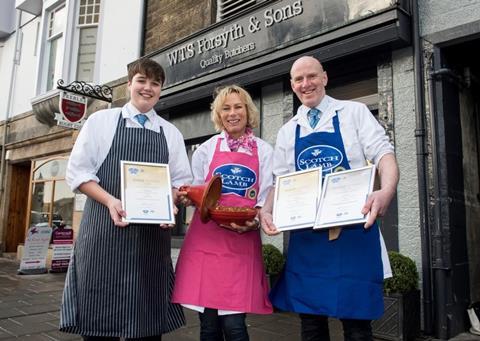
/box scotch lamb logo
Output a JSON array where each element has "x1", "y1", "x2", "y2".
[
  {"x1": 297, "y1": 145, "x2": 343, "y2": 173},
  {"x1": 213, "y1": 163, "x2": 257, "y2": 197}
]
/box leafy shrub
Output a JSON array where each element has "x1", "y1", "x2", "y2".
[
  {"x1": 262, "y1": 244, "x2": 285, "y2": 275},
  {"x1": 384, "y1": 251, "x2": 419, "y2": 294}
]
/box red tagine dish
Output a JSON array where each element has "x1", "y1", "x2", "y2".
[{"x1": 208, "y1": 206, "x2": 257, "y2": 226}]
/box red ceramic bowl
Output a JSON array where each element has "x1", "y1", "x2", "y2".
[{"x1": 208, "y1": 206, "x2": 257, "y2": 226}]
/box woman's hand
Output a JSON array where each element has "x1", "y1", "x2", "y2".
[{"x1": 220, "y1": 217, "x2": 260, "y2": 234}]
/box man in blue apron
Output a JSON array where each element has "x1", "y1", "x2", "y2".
[{"x1": 260, "y1": 56, "x2": 399, "y2": 341}]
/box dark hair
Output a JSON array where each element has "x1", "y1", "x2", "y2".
[{"x1": 127, "y1": 58, "x2": 165, "y2": 85}]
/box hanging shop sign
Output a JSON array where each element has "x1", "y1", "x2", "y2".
[
  {"x1": 54, "y1": 79, "x2": 113, "y2": 129},
  {"x1": 55, "y1": 90, "x2": 88, "y2": 129}
]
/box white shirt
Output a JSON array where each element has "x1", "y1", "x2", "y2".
[
  {"x1": 66, "y1": 102, "x2": 193, "y2": 192},
  {"x1": 191, "y1": 132, "x2": 274, "y2": 207},
  {"x1": 273, "y1": 95, "x2": 394, "y2": 178}
]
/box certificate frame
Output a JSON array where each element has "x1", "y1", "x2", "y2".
[
  {"x1": 273, "y1": 168, "x2": 322, "y2": 231},
  {"x1": 313, "y1": 165, "x2": 376, "y2": 230},
  {"x1": 120, "y1": 161, "x2": 175, "y2": 224}
]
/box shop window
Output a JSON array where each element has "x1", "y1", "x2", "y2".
[
  {"x1": 172, "y1": 142, "x2": 202, "y2": 241},
  {"x1": 76, "y1": 0, "x2": 100, "y2": 82},
  {"x1": 45, "y1": 3, "x2": 66, "y2": 91},
  {"x1": 217, "y1": 0, "x2": 266, "y2": 21},
  {"x1": 28, "y1": 157, "x2": 74, "y2": 240}
]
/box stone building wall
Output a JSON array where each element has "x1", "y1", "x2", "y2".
[{"x1": 144, "y1": 0, "x2": 215, "y2": 55}]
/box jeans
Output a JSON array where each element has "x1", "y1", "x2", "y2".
[
  {"x1": 199, "y1": 308, "x2": 249, "y2": 341},
  {"x1": 82, "y1": 336, "x2": 162, "y2": 341},
  {"x1": 299, "y1": 313, "x2": 372, "y2": 341}
]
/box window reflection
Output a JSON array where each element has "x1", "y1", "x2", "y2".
[
  {"x1": 53, "y1": 180, "x2": 74, "y2": 228},
  {"x1": 34, "y1": 159, "x2": 67, "y2": 180},
  {"x1": 30, "y1": 182, "x2": 52, "y2": 226},
  {"x1": 29, "y1": 157, "x2": 74, "y2": 240}
]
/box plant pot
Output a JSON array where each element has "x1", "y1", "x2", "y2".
[
  {"x1": 266, "y1": 273, "x2": 281, "y2": 290},
  {"x1": 372, "y1": 290, "x2": 420, "y2": 341}
]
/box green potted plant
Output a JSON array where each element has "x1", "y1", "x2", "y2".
[
  {"x1": 372, "y1": 251, "x2": 420, "y2": 341},
  {"x1": 262, "y1": 243, "x2": 285, "y2": 289}
]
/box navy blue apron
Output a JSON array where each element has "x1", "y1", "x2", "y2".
[
  {"x1": 269, "y1": 113, "x2": 384, "y2": 320},
  {"x1": 60, "y1": 114, "x2": 185, "y2": 337}
]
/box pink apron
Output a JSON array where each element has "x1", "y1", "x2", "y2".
[{"x1": 172, "y1": 138, "x2": 272, "y2": 314}]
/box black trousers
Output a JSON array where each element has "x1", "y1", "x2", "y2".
[
  {"x1": 82, "y1": 336, "x2": 162, "y2": 341},
  {"x1": 300, "y1": 313, "x2": 372, "y2": 341},
  {"x1": 199, "y1": 308, "x2": 249, "y2": 341}
]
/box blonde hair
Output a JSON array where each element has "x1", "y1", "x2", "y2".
[{"x1": 210, "y1": 85, "x2": 260, "y2": 132}]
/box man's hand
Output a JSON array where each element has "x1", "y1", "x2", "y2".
[
  {"x1": 361, "y1": 187, "x2": 395, "y2": 228},
  {"x1": 362, "y1": 154, "x2": 399, "y2": 228},
  {"x1": 259, "y1": 211, "x2": 280, "y2": 236},
  {"x1": 105, "y1": 196, "x2": 129, "y2": 227}
]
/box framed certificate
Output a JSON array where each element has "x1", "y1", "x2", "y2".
[
  {"x1": 314, "y1": 165, "x2": 376, "y2": 229},
  {"x1": 273, "y1": 168, "x2": 322, "y2": 231},
  {"x1": 120, "y1": 161, "x2": 175, "y2": 224}
]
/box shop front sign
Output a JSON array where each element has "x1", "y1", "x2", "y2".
[{"x1": 150, "y1": 0, "x2": 395, "y2": 90}]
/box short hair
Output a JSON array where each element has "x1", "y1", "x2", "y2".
[
  {"x1": 127, "y1": 58, "x2": 165, "y2": 85},
  {"x1": 210, "y1": 85, "x2": 260, "y2": 132}
]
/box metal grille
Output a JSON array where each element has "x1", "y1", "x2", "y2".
[{"x1": 217, "y1": 0, "x2": 258, "y2": 21}]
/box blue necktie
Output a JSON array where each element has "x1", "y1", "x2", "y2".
[
  {"x1": 307, "y1": 108, "x2": 320, "y2": 129},
  {"x1": 135, "y1": 114, "x2": 148, "y2": 127}
]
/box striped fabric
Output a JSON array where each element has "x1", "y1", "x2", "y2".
[{"x1": 60, "y1": 115, "x2": 185, "y2": 338}]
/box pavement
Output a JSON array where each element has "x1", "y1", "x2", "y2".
[
  {"x1": 0, "y1": 256, "x2": 340, "y2": 340},
  {"x1": 1, "y1": 256, "x2": 480, "y2": 341}
]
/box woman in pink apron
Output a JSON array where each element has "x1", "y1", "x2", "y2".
[{"x1": 173, "y1": 85, "x2": 273, "y2": 341}]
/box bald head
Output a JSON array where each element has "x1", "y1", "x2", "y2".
[
  {"x1": 290, "y1": 56, "x2": 328, "y2": 108},
  {"x1": 290, "y1": 56, "x2": 324, "y2": 77}
]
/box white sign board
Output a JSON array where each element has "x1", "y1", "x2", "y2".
[{"x1": 18, "y1": 225, "x2": 52, "y2": 274}]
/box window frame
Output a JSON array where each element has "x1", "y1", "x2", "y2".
[
  {"x1": 26, "y1": 156, "x2": 73, "y2": 236},
  {"x1": 35, "y1": 0, "x2": 103, "y2": 95}
]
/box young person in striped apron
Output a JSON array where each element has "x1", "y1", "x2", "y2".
[
  {"x1": 260, "y1": 56, "x2": 399, "y2": 341},
  {"x1": 60, "y1": 59, "x2": 192, "y2": 340},
  {"x1": 172, "y1": 85, "x2": 273, "y2": 341}
]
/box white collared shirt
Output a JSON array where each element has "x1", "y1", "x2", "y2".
[
  {"x1": 273, "y1": 95, "x2": 393, "y2": 278},
  {"x1": 273, "y1": 95, "x2": 394, "y2": 178},
  {"x1": 191, "y1": 132, "x2": 274, "y2": 207},
  {"x1": 66, "y1": 102, "x2": 193, "y2": 192}
]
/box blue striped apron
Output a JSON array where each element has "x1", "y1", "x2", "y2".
[
  {"x1": 60, "y1": 114, "x2": 185, "y2": 337},
  {"x1": 270, "y1": 113, "x2": 384, "y2": 320}
]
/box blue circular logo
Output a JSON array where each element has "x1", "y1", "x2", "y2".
[
  {"x1": 213, "y1": 164, "x2": 257, "y2": 196},
  {"x1": 296, "y1": 145, "x2": 343, "y2": 172}
]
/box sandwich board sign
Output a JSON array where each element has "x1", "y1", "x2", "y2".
[{"x1": 18, "y1": 224, "x2": 52, "y2": 275}]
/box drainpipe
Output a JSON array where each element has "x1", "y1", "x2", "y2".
[
  {"x1": 139, "y1": 0, "x2": 146, "y2": 56},
  {"x1": 0, "y1": 9, "x2": 23, "y2": 249},
  {"x1": 411, "y1": 0, "x2": 433, "y2": 335},
  {"x1": 427, "y1": 57, "x2": 450, "y2": 340}
]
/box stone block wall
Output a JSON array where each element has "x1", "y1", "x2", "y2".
[{"x1": 144, "y1": 0, "x2": 215, "y2": 55}]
